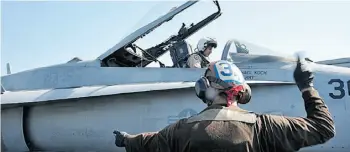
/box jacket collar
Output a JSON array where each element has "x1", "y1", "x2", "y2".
[{"x1": 200, "y1": 104, "x2": 250, "y2": 114}]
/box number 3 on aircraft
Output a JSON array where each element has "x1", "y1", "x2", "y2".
[{"x1": 328, "y1": 79, "x2": 350, "y2": 99}]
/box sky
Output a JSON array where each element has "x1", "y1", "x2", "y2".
[{"x1": 1, "y1": 0, "x2": 350, "y2": 75}]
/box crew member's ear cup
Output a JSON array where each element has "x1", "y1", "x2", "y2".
[
  {"x1": 205, "y1": 87, "x2": 218, "y2": 102},
  {"x1": 195, "y1": 77, "x2": 210, "y2": 103},
  {"x1": 237, "y1": 83, "x2": 252, "y2": 104}
]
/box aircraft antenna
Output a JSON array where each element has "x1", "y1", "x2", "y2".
[{"x1": 6, "y1": 63, "x2": 11, "y2": 75}]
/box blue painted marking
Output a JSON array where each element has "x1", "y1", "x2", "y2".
[
  {"x1": 219, "y1": 62, "x2": 233, "y2": 76},
  {"x1": 224, "y1": 79, "x2": 242, "y2": 85},
  {"x1": 214, "y1": 65, "x2": 220, "y2": 79},
  {"x1": 213, "y1": 61, "x2": 242, "y2": 85}
]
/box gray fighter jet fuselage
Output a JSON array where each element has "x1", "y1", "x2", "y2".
[{"x1": 1, "y1": 1, "x2": 350, "y2": 152}]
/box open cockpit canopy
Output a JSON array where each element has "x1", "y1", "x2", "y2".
[{"x1": 97, "y1": 0, "x2": 222, "y2": 68}]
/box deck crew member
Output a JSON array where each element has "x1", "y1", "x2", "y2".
[{"x1": 113, "y1": 59, "x2": 335, "y2": 152}]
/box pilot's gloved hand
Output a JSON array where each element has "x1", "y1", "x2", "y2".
[
  {"x1": 293, "y1": 55, "x2": 314, "y2": 91},
  {"x1": 113, "y1": 130, "x2": 129, "y2": 147}
]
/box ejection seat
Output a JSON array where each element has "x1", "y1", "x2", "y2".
[{"x1": 169, "y1": 40, "x2": 194, "y2": 68}]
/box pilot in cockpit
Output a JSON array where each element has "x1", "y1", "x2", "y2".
[{"x1": 186, "y1": 37, "x2": 217, "y2": 68}]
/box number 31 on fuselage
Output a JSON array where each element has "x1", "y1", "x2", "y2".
[{"x1": 328, "y1": 79, "x2": 350, "y2": 100}]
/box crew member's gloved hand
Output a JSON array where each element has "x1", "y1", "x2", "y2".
[
  {"x1": 293, "y1": 55, "x2": 314, "y2": 91},
  {"x1": 113, "y1": 130, "x2": 129, "y2": 147}
]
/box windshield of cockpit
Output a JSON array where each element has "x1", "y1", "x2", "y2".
[
  {"x1": 224, "y1": 39, "x2": 296, "y2": 64},
  {"x1": 119, "y1": 1, "x2": 219, "y2": 67}
]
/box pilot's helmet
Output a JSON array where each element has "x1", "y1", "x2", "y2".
[{"x1": 197, "y1": 37, "x2": 218, "y2": 52}]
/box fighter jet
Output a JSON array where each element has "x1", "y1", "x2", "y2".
[{"x1": 1, "y1": 0, "x2": 349, "y2": 152}]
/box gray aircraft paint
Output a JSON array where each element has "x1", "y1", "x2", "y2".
[{"x1": 1, "y1": 0, "x2": 350, "y2": 152}]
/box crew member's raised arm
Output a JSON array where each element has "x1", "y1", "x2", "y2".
[
  {"x1": 259, "y1": 57, "x2": 335, "y2": 152},
  {"x1": 259, "y1": 87, "x2": 335, "y2": 151}
]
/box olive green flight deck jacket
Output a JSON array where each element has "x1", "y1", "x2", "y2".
[{"x1": 123, "y1": 88, "x2": 335, "y2": 152}]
